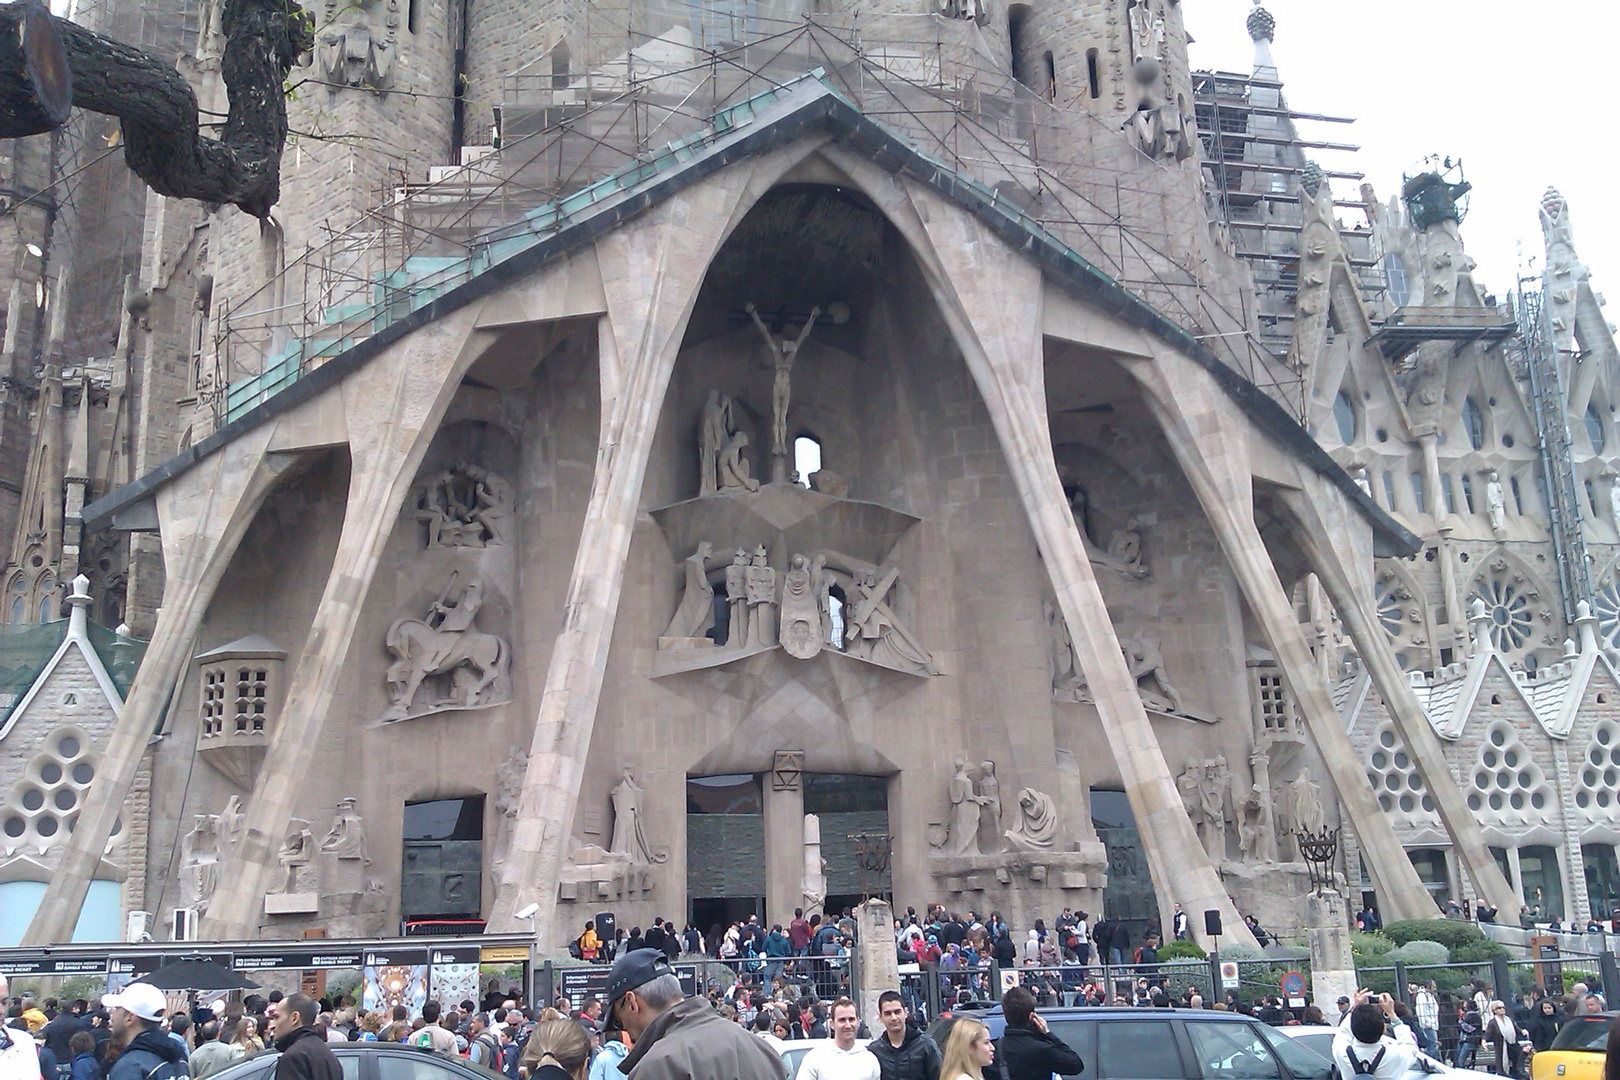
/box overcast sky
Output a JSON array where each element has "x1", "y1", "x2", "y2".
[{"x1": 1180, "y1": 0, "x2": 1617, "y2": 308}]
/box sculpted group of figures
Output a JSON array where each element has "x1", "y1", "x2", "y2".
[
  {"x1": 939, "y1": 759, "x2": 1065, "y2": 857},
  {"x1": 179, "y1": 796, "x2": 368, "y2": 911},
  {"x1": 1176, "y1": 756, "x2": 1324, "y2": 866},
  {"x1": 662, "y1": 540, "x2": 937, "y2": 676}
]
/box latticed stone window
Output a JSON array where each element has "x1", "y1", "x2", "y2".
[
  {"x1": 1249, "y1": 663, "x2": 1298, "y2": 735},
  {"x1": 233, "y1": 666, "x2": 269, "y2": 733},
  {"x1": 201, "y1": 668, "x2": 227, "y2": 736}
]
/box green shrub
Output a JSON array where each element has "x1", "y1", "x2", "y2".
[
  {"x1": 1351, "y1": 931, "x2": 1394, "y2": 957},
  {"x1": 1450, "y1": 940, "x2": 1511, "y2": 963},
  {"x1": 1387, "y1": 941, "x2": 1450, "y2": 966},
  {"x1": 1382, "y1": 919, "x2": 1486, "y2": 949},
  {"x1": 1219, "y1": 942, "x2": 1264, "y2": 962},
  {"x1": 1159, "y1": 940, "x2": 1208, "y2": 961}
]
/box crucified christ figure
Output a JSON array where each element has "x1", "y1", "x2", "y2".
[{"x1": 746, "y1": 302, "x2": 822, "y2": 458}]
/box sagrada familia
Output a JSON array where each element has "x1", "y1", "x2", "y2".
[{"x1": 1, "y1": 0, "x2": 1615, "y2": 951}]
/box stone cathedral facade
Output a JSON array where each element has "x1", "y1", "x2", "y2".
[{"x1": 0, "y1": 0, "x2": 1616, "y2": 948}]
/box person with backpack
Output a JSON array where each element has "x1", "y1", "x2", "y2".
[
  {"x1": 100, "y1": 986, "x2": 189, "y2": 1080},
  {"x1": 1332, "y1": 994, "x2": 1419, "y2": 1080}
]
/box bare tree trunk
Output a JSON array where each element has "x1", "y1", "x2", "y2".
[
  {"x1": 0, "y1": 2, "x2": 71, "y2": 138},
  {"x1": 0, "y1": 0, "x2": 311, "y2": 218}
]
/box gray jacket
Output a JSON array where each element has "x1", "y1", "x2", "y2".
[{"x1": 618, "y1": 997, "x2": 785, "y2": 1080}]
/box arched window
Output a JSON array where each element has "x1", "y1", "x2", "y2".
[
  {"x1": 1085, "y1": 49, "x2": 1099, "y2": 100},
  {"x1": 1382, "y1": 472, "x2": 1397, "y2": 511},
  {"x1": 1046, "y1": 51, "x2": 1058, "y2": 101},
  {"x1": 793, "y1": 435, "x2": 822, "y2": 488},
  {"x1": 827, "y1": 587, "x2": 846, "y2": 649},
  {"x1": 1410, "y1": 472, "x2": 1425, "y2": 513},
  {"x1": 1588, "y1": 480, "x2": 1600, "y2": 517},
  {"x1": 37, "y1": 576, "x2": 55, "y2": 623},
  {"x1": 1510, "y1": 476, "x2": 1525, "y2": 515},
  {"x1": 1463, "y1": 397, "x2": 1485, "y2": 451},
  {"x1": 1383, "y1": 253, "x2": 1411, "y2": 308},
  {"x1": 1461, "y1": 472, "x2": 1476, "y2": 513},
  {"x1": 8, "y1": 576, "x2": 25, "y2": 624},
  {"x1": 1333, "y1": 391, "x2": 1357, "y2": 444},
  {"x1": 1588, "y1": 403, "x2": 1607, "y2": 454},
  {"x1": 1441, "y1": 474, "x2": 1456, "y2": 515}
]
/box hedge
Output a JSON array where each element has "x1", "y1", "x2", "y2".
[{"x1": 1382, "y1": 919, "x2": 1487, "y2": 949}]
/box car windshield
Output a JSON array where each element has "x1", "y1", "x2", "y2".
[
  {"x1": 1550, "y1": 1017, "x2": 1612, "y2": 1052},
  {"x1": 1254, "y1": 1024, "x2": 1334, "y2": 1080}
]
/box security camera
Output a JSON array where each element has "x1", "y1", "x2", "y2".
[{"x1": 515, "y1": 903, "x2": 539, "y2": 921}]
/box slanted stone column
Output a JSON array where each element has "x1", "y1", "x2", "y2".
[
  {"x1": 486, "y1": 149, "x2": 805, "y2": 937},
  {"x1": 854, "y1": 898, "x2": 899, "y2": 1030},
  {"x1": 1131, "y1": 342, "x2": 1436, "y2": 921},
  {"x1": 834, "y1": 161, "x2": 1252, "y2": 948},
  {"x1": 1306, "y1": 889, "x2": 1357, "y2": 1011},
  {"x1": 24, "y1": 427, "x2": 288, "y2": 944},
  {"x1": 1281, "y1": 486, "x2": 1520, "y2": 917},
  {"x1": 203, "y1": 305, "x2": 489, "y2": 938}
]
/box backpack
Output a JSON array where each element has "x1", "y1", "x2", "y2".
[{"x1": 1345, "y1": 1046, "x2": 1385, "y2": 1080}]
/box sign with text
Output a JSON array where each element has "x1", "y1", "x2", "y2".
[{"x1": 1219, "y1": 961, "x2": 1240, "y2": 990}]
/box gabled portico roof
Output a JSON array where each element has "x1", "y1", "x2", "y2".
[{"x1": 84, "y1": 74, "x2": 1419, "y2": 556}]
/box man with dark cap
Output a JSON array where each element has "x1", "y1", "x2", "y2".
[{"x1": 604, "y1": 949, "x2": 784, "y2": 1079}]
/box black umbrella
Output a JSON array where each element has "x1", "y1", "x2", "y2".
[{"x1": 137, "y1": 959, "x2": 261, "y2": 992}]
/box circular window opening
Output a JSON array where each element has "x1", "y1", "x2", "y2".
[
  {"x1": 1577, "y1": 791, "x2": 1592, "y2": 808},
  {"x1": 57, "y1": 735, "x2": 80, "y2": 758},
  {"x1": 1376, "y1": 428, "x2": 1389, "y2": 442},
  {"x1": 1372, "y1": 752, "x2": 1388, "y2": 769},
  {"x1": 35, "y1": 815, "x2": 58, "y2": 837},
  {"x1": 21, "y1": 788, "x2": 44, "y2": 811},
  {"x1": 1386, "y1": 774, "x2": 1402, "y2": 792},
  {"x1": 1380, "y1": 730, "x2": 1396, "y2": 748},
  {"x1": 1393, "y1": 752, "x2": 1410, "y2": 769},
  {"x1": 1421, "y1": 795, "x2": 1434, "y2": 812},
  {"x1": 1504, "y1": 750, "x2": 1519, "y2": 767},
  {"x1": 1532, "y1": 792, "x2": 1546, "y2": 809},
  {"x1": 72, "y1": 762, "x2": 93, "y2": 785},
  {"x1": 110, "y1": 816, "x2": 123, "y2": 836},
  {"x1": 39, "y1": 762, "x2": 61, "y2": 785},
  {"x1": 1484, "y1": 750, "x2": 1499, "y2": 767},
  {"x1": 53, "y1": 788, "x2": 75, "y2": 811},
  {"x1": 1586, "y1": 769, "x2": 1600, "y2": 787},
  {"x1": 3, "y1": 816, "x2": 24, "y2": 837},
  {"x1": 1468, "y1": 794, "x2": 1483, "y2": 810},
  {"x1": 1491, "y1": 728, "x2": 1507, "y2": 747},
  {"x1": 1408, "y1": 774, "x2": 1424, "y2": 791},
  {"x1": 1601, "y1": 791, "x2": 1614, "y2": 808},
  {"x1": 1379, "y1": 795, "x2": 1393, "y2": 812},
  {"x1": 1603, "y1": 728, "x2": 1615, "y2": 745},
  {"x1": 1510, "y1": 793, "x2": 1525, "y2": 810},
  {"x1": 1476, "y1": 772, "x2": 1492, "y2": 790},
  {"x1": 1399, "y1": 795, "x2": 1415, "y2": 812},
  {"x1": 1518, "y1": 770, "x2": 1534, "y2": 788},
  {"x1": 1503, "y1": 433, "x2": 1515, "y2": 447},
  {"x1": 1489, "y1": 793, "x2": 1504, "y2": 810},
  {"x1": 1594, "y1": 749, "x2": 1607, "y2": 766}
]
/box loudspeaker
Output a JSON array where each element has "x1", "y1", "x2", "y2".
[
  {"x1": 1204, "y1": 909, "x2": 1222, "y2": 938},
  {"x1": 595, "y1": 911, "x2": 616, "y2": 941}
]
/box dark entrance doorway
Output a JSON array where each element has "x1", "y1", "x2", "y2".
[
  {"x1": 402, "y1": 795, "x2": 484, "y2": 920},
  {"x1": 687, "y1": 774, "x2": 765, "y2": 946},
  {"x1": 804, "y1": 774, "x2": 891, "y2": 915},
  {"x1": 1091, "y1": 789, "x2": 1159, "y2": 947}
]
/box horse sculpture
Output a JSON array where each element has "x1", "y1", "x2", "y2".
[{"x1": 384, "y1": 616, "x2": 507, "y2": 720}]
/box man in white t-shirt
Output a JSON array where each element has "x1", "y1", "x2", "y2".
[{"x1": 798, "y1": 999, "x2": 879, "y2": 1080}]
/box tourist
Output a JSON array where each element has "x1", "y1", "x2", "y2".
[
  {"x1": 938, "y1": 1018, "x2": 994, "y2": 1080},
  {"x1": 101, "y1": 984, "x2": 188, "y2": 1080},
  {"x1": 997, "y1": 988, "x2": 1082, "y2": 1080},
  {"x1": 69, "y1": 1032, "x2": 101, "y2": 1080},
  {"x1": 0, "y1": 978, "x2": 42, "y2": 1080},
  {"x1": 1483, "y1": 1001, "x2": 1520, "y2": 1076},
  {"x1": 43, "y1": 1002, "x2": 89, "y2": 1065},
  {"x1": 586, "y1": 1028, "x2": 628, "y2": 1080},
  {"x1": 268, "y1": 994, "x2": 339, "y2": 1080},
  {"x1": 798, "y1": 998, "x2": 878, "y2": 1080},
  {"x1": 517, "y1": 1019, "x2": 589, "y2": 1080},
  {"x1": 186, "y1": 1023, "x2": 239, "y2": 1080},
  {"x1": 1332, "y1": 995, "x2": 1419, "y2": 1080},
  {"x1": 577, "y1": 922, "x2": 600, "y2": 963},
  {"x1": 604, "y1": 948, "x2": 782, "y2": 1079},
  {"x1": 867, "y1": 991, "x2": 940, "y2": 1080},
  {"x1": 409, "y1": 1003, "x2": 456, "y2": 1054},
  {"x1": 1527, "y1": 1000, "x2": 1560, "y2": 1053},
  {"x1": 1412, "y1": 982, "x2": 1439, "y2": 1055}
]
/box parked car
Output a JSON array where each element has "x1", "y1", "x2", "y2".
[
  {"x1": 929, "y1": 1006, "x2": 1335, "y2": 1080},
  {"x1": 207, "y1": 1043, "x2": 504, "y2": 1080},
  {"x1": 1529, "y1": 1012, "x2": 1616, "y2": 1080},
  {"x1": 773, "y1": 1038, "x2": 824, "y2": 1079},
  {"x1": 1279, "y1": 1022, "x2": 1506, "y2": 1080}
]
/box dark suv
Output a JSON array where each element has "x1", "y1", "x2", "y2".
[{"x1": 929, "y1": 1006, "x2": 1335, "y2": 1080}]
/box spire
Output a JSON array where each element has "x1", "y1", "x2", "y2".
[{"x1": 1247, "y1": 0, "x2": 1277, "y2": 75}]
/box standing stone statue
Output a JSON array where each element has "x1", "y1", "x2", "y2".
[
  {"x1": 1487, "y1": 470, "x2": 1507, "y2": 538},
  {"x1": 699, "y1": 390, "x2": 735, "y2": 497},
  {"x1": 1199, "y1": 756, "x2": 1231, "y2": 861},
  {"x1": 276, "y1": 819, "x2": 316, "y2": 893},
  {"x1": 746, "y1": 301, "x2": 823, "y2": 462},
  {"x1": 494, "y1": 746, "x2": 527, "y2": 865},
  {"x1": 976, "y1": 761, "x2": 1002, "y2": 852},
  {"x1": 1611, "y1": 475, "x2": 1620, "y2": 536},
  {"x1": 811, "y1": 554, "x2": 835, "y2": 646},
  {"x1": 320, "y1": 797, "x2": 367, "y2": 861},
  {"x1": 1045, "y1": 599, "x2": 1084, "y2": 700},
  {"x1": 1177, "y1": 758, "x2": 1206, "y2": 840},
  {"x1": 1003, "y1": 788, "x2": 1061, "y2": 852},
  {"x1": 664, "y1": 541, "x2": 717, "y2": 641},
  {"x1": 1289, "y1": 773, "x2": 1325, "y2": 836},
  {"x1": 725, "y1": 548, "x2": 750, "y2": 646},
  {"x1": 466, "y1": 464, "x2": 513, "y2": 546},
  {"x1": 1237, "y1": 784, "x2": 1269, "y2": 862},
  {"x1": 745, "y1": 547, "x2": 778, "y2": 648},
  {"x1": 610, "y1": 766, "x2": 666, "y2": 865},
  {"x1": 1106, "y1": 517, "x2": 1147, "y2": 577},
  {"x1": 948, "y1": 758, "x2": 987, "y2": 856},
  {"x1": 802, "y1": 813, "x2": 827, "y2": 918},
  {"x1": 218, "y1": 795, "x2": 244, "y2": 850},
  {"x1": 779, "y1": 553, "x2": 824, "y2": 659},
  {"x1": 180, "y1": 814, "x2": 220, "y2": 909},
  {"x1": 1121, "y1": 635, "x2": 1182, "y2": 713}
]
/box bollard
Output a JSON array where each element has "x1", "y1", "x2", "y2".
[
  {"x1": 924, "y1": 960, "x2": 942, "y2": 1019},
  {"x1": 539, "y1": 959, "x2": 554, "y2": 1009},
  {"x1": 991, "y1": 961, "x2": 1004, "y2": 1002},
  {"x1": 1209, "y1": 951, "x2": 1224, "y2": 1005},
  {"x1": 1393, "y1": 960, "x2": 1410, "y2": 1006}
]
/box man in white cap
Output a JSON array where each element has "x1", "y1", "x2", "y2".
[
  {"x1": 102, "y1": 984, "x2": 189, "y2": 1080},
  {"x1": 0, "y1": 975, "x2": 43, "y2": 1080}
]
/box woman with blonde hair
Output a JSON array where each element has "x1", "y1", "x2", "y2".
[
  {"x1": 517, "y1": 1019, "x2": 590, "y2": 1080},
  {"x1": 940, "y1": 1017, "x2": 996, "y2": 1080}
]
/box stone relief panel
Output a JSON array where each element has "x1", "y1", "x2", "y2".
[
  {"x1": 383, "y1": 572, "x2": 510, "y2": 721},
  {"x1": 312, "y1": 0, "x2": 400, "y2": 89},
  {"x1": 412, "y1": 462, "x2": 513, "y2": 548}
]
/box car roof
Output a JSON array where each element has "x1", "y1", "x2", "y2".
[{"x1": 956, "y1": 1006, "x2": 1268, "y2": 1021}]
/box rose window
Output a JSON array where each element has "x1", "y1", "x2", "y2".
[
  {"x1": 1472, "y1": 576, "x2": 1535, "y2": 654},
  {"x1": 1593, "y1": 582, "x2": 1620, "y2": 651}
]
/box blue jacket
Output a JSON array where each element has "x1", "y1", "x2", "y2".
[
  {"x1": 72, "y1": 1051, "x2": 104, "y2": 1080},
  {"x1": 107, "y1": 1029, "x2": 189, "y2": 1080},
  {"x1": 586, "y1": 1039, "x2": 628, "y2": 1080}
]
